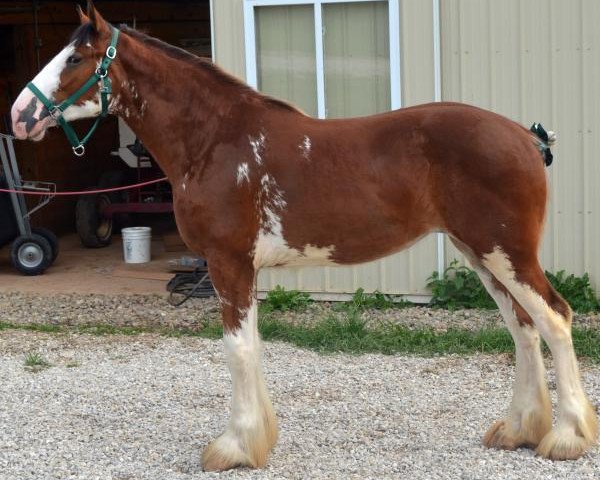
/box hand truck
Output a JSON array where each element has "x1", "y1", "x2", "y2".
[{"x1": 0, "y1": 133, "x2": 58, "y2": 275}]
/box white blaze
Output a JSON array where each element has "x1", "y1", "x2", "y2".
[
  {"x1": 27, "y1": 44, "x2": 75, "y2": 103},
  {"x1": 11, "y1": 43, "x2": 104, "y2": 139}
]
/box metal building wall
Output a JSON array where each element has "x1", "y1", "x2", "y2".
[
  {"x1": 211, "y1": 0, "x2": 600, "y2": 296},
  {"x1": 441, "y1": 0, "x2": 600, "y2": 292}
]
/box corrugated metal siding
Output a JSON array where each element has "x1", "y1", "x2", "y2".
[
  {"x1": 441, "y1": 0, "x2": 600, "y2": 292},
  {"x1": 212, "y1": 0, "x2": 600, "y2": 295}
]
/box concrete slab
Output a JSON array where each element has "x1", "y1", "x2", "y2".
[{"x1": 0, "y1": 233, "x2": 188, "y2": 296}]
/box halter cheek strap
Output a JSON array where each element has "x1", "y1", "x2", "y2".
[{"x1": 26, "y1": 27, "x2": 120, "y2": 157}]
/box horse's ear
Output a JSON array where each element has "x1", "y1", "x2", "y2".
[
  {"x1": 76, "y1": 4, "x2": 89, "y2": 24},
  {"x1": 86, "y1": 0, "x2": 110, "y2": 35}
]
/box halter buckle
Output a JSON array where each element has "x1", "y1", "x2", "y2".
[
  {"x1": 72, "y1": 144, "x2": 85, "y2": 157},
  {"x1": 96, "y1": 67, "x2": 108, "y2": 79},
  {"x1": 106, "y1": 45, "x2": 117, "y2": 59},
  {"x1": 48, "y1": 106, "x2": 63, "y2": 120}
]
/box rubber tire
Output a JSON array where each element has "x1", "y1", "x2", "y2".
[
  {"x1": 98, "y1": 170, "x2": 131, "y2": 230},
  {"x1": 99, "y1": 170, "x2": 128, "y2": 202},
  {"x1": 32, "y1": 227, "x2": 59, "y2": 263},
  {"x1": 11, "y1": 234, "x2": 53, "y2": 276},
  {"x1": 76, "y1": 192, "x2": 113, "y2": 248}
]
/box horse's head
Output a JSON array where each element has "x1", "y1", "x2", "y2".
[{"x1": 10, "y1": 1, "x2": 115, "y2": 146}]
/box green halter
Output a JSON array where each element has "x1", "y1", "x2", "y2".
[{"x1": 27, "y1": 27, "x2": 120, "y2": 157}]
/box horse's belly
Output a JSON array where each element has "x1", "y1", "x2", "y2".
[{"x1": 254, "y1": 215, "x2": 430, "y2": 269}]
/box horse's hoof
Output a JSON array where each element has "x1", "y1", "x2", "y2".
[
  {"x1": 536, "y1": 403, "x2": 598, "y2": 460},
  {"x1": 484, "y1": 411, "x2": 551, "y2": 451},
  {"x1": 483, "y1": 421, "x2": 519, "y2": 450},
  {"x1": 202, "y1": 435, "x2": 253, "y2": 472},
  {"x1": 202, "y1": 424, "x2": 276, "y2": 472},
  {"x1": 536, "y1": 429, "x2": 593, "y2": 460}
]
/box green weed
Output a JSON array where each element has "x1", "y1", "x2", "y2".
[
  {"x1": 546, "y1": 270, "x2": 600, "y2": 313},
  {"x1": 24, "y1": 352, "x2": 51, "y2": 371},
  {"x1": 427, "y1": 261, "x2": 600, "y2": 314},
  {"x1": 427, "y1": 260, "x2": 496, "y2": 310},
  {"x1": 260, "y1": 285, "x2": 312, "y2": 313},
  {"x1": 335, "y1": 288, "x2": 411, "y2": 312}
]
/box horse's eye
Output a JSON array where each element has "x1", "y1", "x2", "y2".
[{"x1": 67, "y1": 55, "x2": 82, "y2": 66}]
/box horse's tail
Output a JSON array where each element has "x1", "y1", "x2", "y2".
[{"x1": 530, "y1": 122, "x2": 556, "y2": 167}]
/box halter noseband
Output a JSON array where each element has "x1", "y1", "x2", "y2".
[{"x1": 27, "y1": 27, "x2": 120, "y2": 157}]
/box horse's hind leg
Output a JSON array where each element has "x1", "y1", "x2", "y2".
[
  {"x1": 482, "y1": 247, "x2": 598, "y2": 459},
  {"x1": 451, "y1": 239, "x2": 552, "y2": 449},
  {"x1": 471, "y1": 264, "x2": 552, "y2": 449},
  {"x1": 201, "y1": 254, "x2": 277, "y2": 471}
]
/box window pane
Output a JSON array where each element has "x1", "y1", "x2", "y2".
[
  {"x1": 323, "y1": 1, "x2": 390, "y2": 118},
  {"x1": 255, "y1": 5, "x2": 317, "y2": 116}
]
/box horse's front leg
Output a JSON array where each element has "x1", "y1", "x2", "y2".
[{"x1": 202, "y1": 255, "x2": 278, "y2": 471}]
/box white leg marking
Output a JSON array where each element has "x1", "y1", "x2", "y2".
[
  {"x1": 476, "y1": 267, "x2": 551, "y2": 446},
  {"x1": 204, "y1": 299, "x2": 277, "y2": 469},
  {"x1": 482, "y1": 247, "x2": 597, "y2": 457}
]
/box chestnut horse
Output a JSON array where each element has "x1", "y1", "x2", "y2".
[{"x1": 11, "y1": 2, "x2": 597, "y2": 471}]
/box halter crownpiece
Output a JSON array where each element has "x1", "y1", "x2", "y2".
[{"x1": 27, "y1": 27, "x2": 120, "y2": 157}]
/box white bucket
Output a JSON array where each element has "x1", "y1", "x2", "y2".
[{"x1": 122, "y1": 227, "x2": 152, "y2": 264}]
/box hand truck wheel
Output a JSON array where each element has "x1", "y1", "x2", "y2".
[
  {"x1": 10, "y1": 233, "x2": 53, "y2": 276},
  {"x1": 32, "y1": 227, "x2": 59, "y2": 262}
]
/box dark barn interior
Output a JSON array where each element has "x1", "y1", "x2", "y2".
[{"x1": 0, "y1": 0, "x2": 210, "y2": 233}]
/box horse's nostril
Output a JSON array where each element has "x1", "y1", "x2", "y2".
[
  {"x1": 39, "y1": 108, "x2": 50, "y2": 120},
  {"x1": 25, "y1": 116, "x2": 38, "y2": 134},
  {"x1": 18, "y1": 97, "x2": 38, "y2": 123}
]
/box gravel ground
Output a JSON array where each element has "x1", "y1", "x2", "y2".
[
  {"x1": 1, "y1": 291, "x2": 599, "y2": 332},
  {"x1": 1, "y1": 293, "x2": 599, "y2": 479},
  {"x1": 0, "y1": 331, "x2": 599, "y2": 480}
]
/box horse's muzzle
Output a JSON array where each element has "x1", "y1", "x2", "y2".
[{"x1": 11, "y1": 90, "x2": 52, "y2": 141}]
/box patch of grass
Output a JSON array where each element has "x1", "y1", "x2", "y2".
[
  {"x1": 258, "y1": 312, "x2": 515, "y2": 356},
  {"x1": 335, "y1": 288, "x2": 411, "y2": 313},
  {"x1": 75, "y1": 324, "x2": 146, "y2": 336},
  {"x1": 2, "y1": 316, "x2": 600, "y2": 363},
  {"x1": 24, "y1": 352, "x2": 51, "y2": 371},
  {"x1": 260, "y1": 285, "x2": 312, "y2": 313},
  {"x1": 427, "y1": 260, "x2": 496, "y2": 310},
  {"x1": 65, "y1": 361, "x2": 80, "y2": 368},
  {"x1": 546, "y1": 270, "x2": 600, "y2": 313},
  {"x1": 0, "y1": 322, "x2": 62, "y2": 333}
]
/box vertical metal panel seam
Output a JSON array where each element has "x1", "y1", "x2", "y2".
[
  {"x1": 517, "y1": 0, "x2": 523, "y2": 122},
  {"x1": 580, "y1": 0, "x2": 588, "y2": 273},
  {"x1": 549, "y1": 0, "x2": 558, "y2": 272},
  {"x1": 487, "y1": 0, "x2": 493, "y2": 110}
]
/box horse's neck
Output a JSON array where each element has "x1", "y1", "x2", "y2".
[{"x1": 112, "y1": 34, "x2": 253, "y2": 181}]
